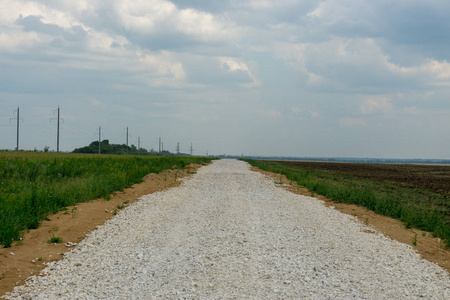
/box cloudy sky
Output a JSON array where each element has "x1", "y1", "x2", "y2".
[{"x1": 1, "y1": 0, "x2": 449, "y2": 158}]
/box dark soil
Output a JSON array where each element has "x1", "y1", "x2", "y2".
[{"x1": 271, "y1": 160, "x2": 450, "y2": 198}]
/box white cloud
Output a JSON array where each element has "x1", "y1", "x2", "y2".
[
  {"x1": 360, "y1": 96, "x2": 393, "y2": 115},
  {"x1": 273, "y1": 36, "x2": 450, "y2": 93},
  {"x1": 265, "y1": 110, "x2": 282, "y2": 120},
  {"x1": 114, "y1": 0, "x2": 176, "y2": 34},
  {"x1": 339, "y1": 118, "x2": 366, "y2": 128},
  {"x1": 290, "y1": 107, "x2": 303, "y2": 114},
  {"x1": 243, "y1": 1, "x2": 274, "y2": 10},
  {"x1": 420, "y1": 59, "x2": 450, "y2": 86},
  {"x1": 0, "y1": 30, "x2": 41, "y2": 52},
  {"x1": 219, "y1": 57, "x2": 259, "y2": 87},
  {"x1": 114, "y1": 0, "x2": 236, "y2": 44},
  {"x1": 401, "y1": 106, "x2": 422, "y2": 116},
  {"x1": 290, "y1": 107, "x2": 319, "y2": 118}
]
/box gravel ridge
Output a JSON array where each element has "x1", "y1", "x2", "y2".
[{"x1": 4, "y1": 159, "x2": 449, "y2": 299}]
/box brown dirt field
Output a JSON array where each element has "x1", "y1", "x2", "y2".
[
  {"x1": 252, "y1": 166, "x2": 450, "y2": 273},
  {"x1": 272, "y1": 160, "x2": 450, "y2": 198},
  {"x1": 0, "y1": 164, "x2": 202, "y2": 297}
]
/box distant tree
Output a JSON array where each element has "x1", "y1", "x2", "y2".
[{"x1": 72, "y1": 140, "x2": 186, "y2": 156}]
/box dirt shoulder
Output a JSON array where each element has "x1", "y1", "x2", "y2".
[
  {"x1": 0, "y1": 164, "x2": 202, "y2": 296},
  {"x1": 252, "y1": 166, "x2": 450, "y2": 273}
]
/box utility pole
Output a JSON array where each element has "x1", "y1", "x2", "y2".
[
  {"x1": 126, "y1": 127, "x2": 129, "y2": 155},
  {"x1": 50, "y1": 106, "x2": 63, "y2": 152},
  {"x1": 176, "y1": 142, "x2": 180, "y2": 155},
  {"x1": 98, "y1": 126, "x2": 101, "y2": 154},
  {"x1": 16, "y1": 107, "x2": 19, "y2": 151},
  {"x1": 10, "y1": 107, "x2": 22, "y2": 151},
  {"x1": 56, "y1": 107, "x2": 60, "y2": 152},
  {"x1": 159, "y1": 137, "x2": 161, "y2": 154},
  {"x1": 138, "y1": 136, "x2": 140, "y2": 155},
  {"x1": 190, "y1": 143, "x2": 193, "y2": 156}
]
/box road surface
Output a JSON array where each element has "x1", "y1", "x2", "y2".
[{"x1": 4, "y1": 159, "x2": 449, "y2": 299}]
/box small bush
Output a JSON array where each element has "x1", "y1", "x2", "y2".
[{"x1": 47, "y1": 234, "x2": 62, "y2": 244}]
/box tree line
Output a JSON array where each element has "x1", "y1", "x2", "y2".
[{"x1": 72, "y1": 140, "x2": 182, "y2": 156}]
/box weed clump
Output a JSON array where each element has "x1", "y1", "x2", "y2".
[{"x1": 47, "y1": 235, "x2": 62, "y2": 244}]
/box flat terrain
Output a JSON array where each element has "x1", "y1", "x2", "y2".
[
  {"x1": 4, "y1": 160, "x2": 449, "y2": 299},
  {"x1": 0, "y1": 163, "x2": 201, "y2": 295},
  {"x1": 271, "y1": 160, "x2": 450, "y2": 198},
  {"x1": 247, "y1": 159, "x2": 450, "y2": 248}
]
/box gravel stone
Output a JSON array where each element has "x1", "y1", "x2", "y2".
[{"x1": 3, "y1": 159, "x2": 449, "y2": 299}]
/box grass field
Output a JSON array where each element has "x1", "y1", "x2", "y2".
[
  {"x1": 0, "y1": 152, "x2": 213, "y2": 247},
  {"x1": 244, "y1": 159, "x2": 450, "y2": 247}
]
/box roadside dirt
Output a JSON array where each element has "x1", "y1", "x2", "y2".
[
  {"x1": 252, "y1": 167, "x2": 450, "y2": 273},
  {"x1": 0, "y1": 164, "x2": 202, "y2": 296}
]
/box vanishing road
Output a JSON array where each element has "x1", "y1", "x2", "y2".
[{"x1": 5, "y1": 160, "x2": 449, "y2": 299}]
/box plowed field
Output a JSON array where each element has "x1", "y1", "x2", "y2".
[{"x1": 272, "y1": 161, "x2": 450, "y2": 197}]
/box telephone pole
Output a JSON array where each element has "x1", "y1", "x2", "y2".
[
  {"x1": 98, "y1": 126, "x2": 101, "y2": 154},
  {"x1": 159, "y1": 137, "x2": 161, "y2": 154},
  {"x1": 138, "y1": 136, "x2": 140, "y2": 155},
  {"x1": 126, "y1": 127, "x2": 129, "y2": 155},
  {"x1": 10, "y1": 107, "x2": 22, "y2": 151},
  {"x1": 50, "y1": 106, "x2": 63, "y2": 152},
  {"x1": 56, "y1": 107, "x2": 60, "y2": 152}
]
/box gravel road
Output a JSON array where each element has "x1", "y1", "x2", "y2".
[{"x1": 4, "y1": 159, "x2": 449, "y2": 299}]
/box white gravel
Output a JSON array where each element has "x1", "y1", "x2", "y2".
[{"x1": 4, "y1": 159, "x2": 449, "y2": 299}]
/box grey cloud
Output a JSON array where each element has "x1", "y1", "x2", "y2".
[
  {"x1": 379, "y1": 3, "x2": 450, "y2": 46},
  {"x1": 306, "y1": 1, "x2": 450, "y2": 60},
  {"x1": 182, "y1": 56, "x2": 254, "y2": 86},
  {"x1": 169, "y1": 0, "x2": 233, "y2": 13},
  {"x1": 15, "y1": 15, "x2": 88, "y2": 44},
  {"x1": 0, "y1": 56, "x2": 139, "y2": 95},
  {"x1": 126, "y1": 30, "x2": 232, "y2": 53},
  {"x1": 305, "y1": 59, "x2": 420, "y2": 94},
  {"x1": 16, "y1": 15, "x2": 63, "y2": 35}
]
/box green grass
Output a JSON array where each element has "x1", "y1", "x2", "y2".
[
  {"x1": 47, "y1": 234, "x2": 63, "y2": 244},
  {"x1": 243, "y1": 159, "x2": 450, "y2": 247},
  {"x1": 0, "y1": 152, "x2": 214, "y2": 247}
]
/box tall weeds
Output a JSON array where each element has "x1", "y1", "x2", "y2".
[{"x1": 0, "y1": 153, "x2": 212, "y2": 247}]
